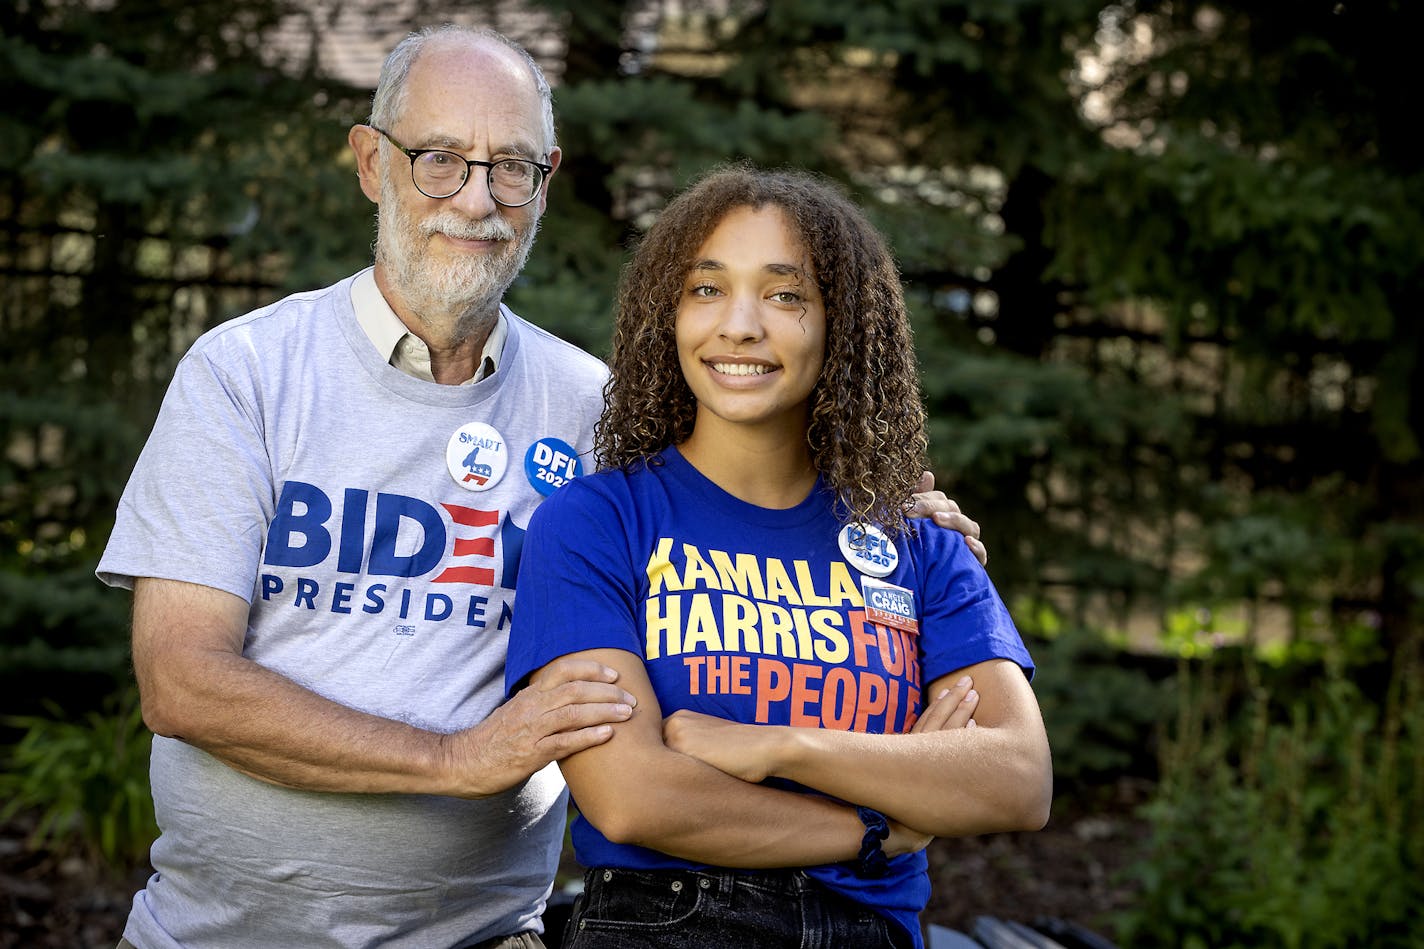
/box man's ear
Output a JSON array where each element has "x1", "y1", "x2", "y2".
[
  {"x1": 349, "y1": 125, "x2": 383, "y2": 205},
  {"x1": 535, "y1": 145, "x2": 562, "y2": 216}
]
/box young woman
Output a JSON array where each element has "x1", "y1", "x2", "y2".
[{"x1": 505, "y1": 165, "x2": 1051, "y2": 949}]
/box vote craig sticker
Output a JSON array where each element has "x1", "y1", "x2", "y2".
[
  {"x1": 525, "y1": 437, "x2": 583, "y2": 496},
  {"x1": 861, "y1": 577, "x2": 919, "y2": 635},
  {"x1": 445, "y1": 422, "x2": 508, "y2": 492},
  {"x1": 838, "y1": 522, "x2": 898, "y2": 577}
]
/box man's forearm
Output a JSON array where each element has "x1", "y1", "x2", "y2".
[
  {"x1": 144, "y1": 647, "x2": 457, "y2": 795},
  {"x1": 134, "y1": 578, "x2": 634, "y2": 799}
]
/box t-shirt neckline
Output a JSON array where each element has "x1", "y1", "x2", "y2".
[{"x1": 656, "y1": 444, "x2": 832, "y2": 530}]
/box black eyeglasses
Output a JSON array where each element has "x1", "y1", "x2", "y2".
[{"x1": 371, "y1": 126, "x2": 552, "y2": 207}]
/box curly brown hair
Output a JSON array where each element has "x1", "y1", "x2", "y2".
[{"x1": 596, "y1": 163, "x2": 929, "y2": 536}]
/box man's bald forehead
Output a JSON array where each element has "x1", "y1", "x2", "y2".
[{"x1": 370, "y1": 26, "x2": 557, "y2": 151}]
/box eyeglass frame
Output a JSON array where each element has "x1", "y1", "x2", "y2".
[{"x1": 369, "y1": 126, "x2": 554, "y2": 207}]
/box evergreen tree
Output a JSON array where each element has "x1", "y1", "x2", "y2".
[
  {"x1": 0, "y1": 0, "x2": 372, "y2": 710},
  {"x1": 1050, "y1": 1, "x2": 1424, "y2": 656},
  {"x1": 523, "y1": 0, "x2": 1423, "y2": 664},
  {"x1": 5, "y1": 0, "x2": 1418, "y2": 712}
]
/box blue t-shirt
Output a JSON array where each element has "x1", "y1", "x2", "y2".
[{"x1": 505, "y1": 445, "x2": 1032, "y2": 947}]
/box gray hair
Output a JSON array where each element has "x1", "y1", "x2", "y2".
[{"x1": 368, "y1": 25, "x2": 557, "y2": 154}]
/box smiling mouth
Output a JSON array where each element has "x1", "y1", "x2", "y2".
[
  {"x1": 439, "y1": 232, "x2": 502, "y2": 245},
  {"x1": 710, "y1": 362, "x2": 775, "y2": 376}
]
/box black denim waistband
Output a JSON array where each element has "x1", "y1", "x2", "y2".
[{"x1": 587, "y1": 866, "x2": 817, "y2": 899}]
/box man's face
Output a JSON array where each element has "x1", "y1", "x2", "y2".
[
  {"x1": 375, "y1": 166, "x2": 537, "y2": 323},
  {"x1": 371, "y1": 39, "x2": 558, "y2": 324}
]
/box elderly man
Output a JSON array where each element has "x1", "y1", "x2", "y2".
[{"x1": 98, "y1": 24, "x2": 982, "y2": 949}]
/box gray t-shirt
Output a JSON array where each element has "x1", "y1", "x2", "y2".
[{"x1": 98, "y1": 272, "x2": 608, "y2": 948}]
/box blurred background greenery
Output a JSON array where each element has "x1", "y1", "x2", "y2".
[{"x1": 2, "y1": 1, "x2": 1421, "y2": 946}]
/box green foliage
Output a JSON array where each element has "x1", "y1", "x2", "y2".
[
  {"x1": 6, "y1": 0, "x2": 1415, "y2": 690},
  {"x1": 0, "y1": 690, "x2": 156, "y2": 872},
  {"x1": 1053, "y1": 140, "x2": 1417, "y2": 346},
  {"x1": 1, "y1": 0, "x2": 373, "y2": 694},
  {"x1": 522, "y1": 0, "x2": 1424, "y2": 671},
  {"x1": 3, "y1": 10, "x2": 1422, "y2": 915},
  {"x1": 1026, "y1": 620, "x2": 1171, "y2": 787},
  {"x1": 1032, "y1": 0, "x2": 1424, "y2": 659},
  {"x1": 0, "y1": 16, "x2": 1419, "y2": 949},
  {"x1": 1118, "y1": 649, "x2": 1424, "y2": 948},
  {"x1": 1174, "y1": 487, "x2": 1355, "y2": 633}
]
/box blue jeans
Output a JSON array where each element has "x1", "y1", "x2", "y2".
[{"x1": 561, "y1": 867, "x2": 911, "y2": 948}]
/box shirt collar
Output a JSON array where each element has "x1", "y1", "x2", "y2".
[{"x1": 350, "y1": 268, "x2": 507, "y2": 385}]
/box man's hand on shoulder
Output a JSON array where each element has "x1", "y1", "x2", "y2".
[
  {"x1": 440, "y1": 658, "x2": 636, "y2": 797},
  {"x1": 906, "y1": 470, "x2": 987, "y2": 566}
]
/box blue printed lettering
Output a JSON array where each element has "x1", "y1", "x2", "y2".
[
  {"x1": 532, "y1": 441, "x2": 578, "y2": 479},
  {"x1": 295, "y1": 578, "x2": 318, "y2": 609},
  {"x1": 257, "y1": 481, "x2": 521, "y2": 631},
  {"x1": 425, "y1": 594, "x2": 452, "y2": 621},
  {"x1": 331, "y1": 581, "x2": 354, "y2": 614},
  {"x1": 264, "y1": 481, "x2": 333, "y2": 567},
  {"x1": 369, "y1": 493, "x2": 446, "y2": 577},
  {"x1": 338, "y1": 489, "x2": 369, "y2": 573},
  {"x1": 499, "y1": 515, "x2": 526, "y2": 588}
]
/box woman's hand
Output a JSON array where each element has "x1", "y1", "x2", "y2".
[
  {"x1": 665, "y1": 675, "x2": 979, "y2": 785},
  {"x1": 884, "y1": 818, "x2": 933, "y2": 857},
  {"x1": 663, "y1": 710, "x2": 777, "y2": 783},
  {"x1": 911, "y1": 674, "x2": 979, "y2": 734},
  {"x1": 666, "y1": 677, "x2": 982, "y2": 859}
]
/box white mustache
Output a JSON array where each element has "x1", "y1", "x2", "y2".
[{"x1": 422, "y1": 212, "x2": 516, "y2": 243}]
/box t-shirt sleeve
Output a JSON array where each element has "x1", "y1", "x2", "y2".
[
  {"x1": 504, "y1": 479, "x2": 642, "y2": 696},
  {"x1": 913, "y1": 525, "x2": 1034, "y2": 687},
  {"x1": 96, "y1": 344, "x2": 274, "y2": 602}
]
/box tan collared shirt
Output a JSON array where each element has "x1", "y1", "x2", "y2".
[{"x1": 350, "y1": 268, "x2": 507, "y2": 385}]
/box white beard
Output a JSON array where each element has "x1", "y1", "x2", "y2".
[{"x1": 375, "y1": 175, "x2": 539, "y2": 336}]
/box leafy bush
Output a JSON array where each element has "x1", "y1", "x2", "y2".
[
  {"x1": 0, "y1": 689, "x2": 156, "y2": 872},
  {"x1": 1116, "y1": 645, "x2": 1424, "y2": 948},
  {"x1": 1022, "y1": 615, "x2": 1174, "y2": 789}
]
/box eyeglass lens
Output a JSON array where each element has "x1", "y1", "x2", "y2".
[{"x1": 413, "y1": 152, "x2": 542, "y2": 204}]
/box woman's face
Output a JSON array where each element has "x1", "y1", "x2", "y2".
[{"x1": 674, "y1": 205, "x2": 827, "y2": 439}]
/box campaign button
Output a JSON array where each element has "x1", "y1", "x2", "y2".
[
  {"x1": 525, "y1": 437, "x2": 583, "y2": 496},
  {"x1": 838, "y1": 522, "x2": 898, "y2": 578},
  {"x1": 445, "y1": 422, "x2": 508, "y2": 492}
]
